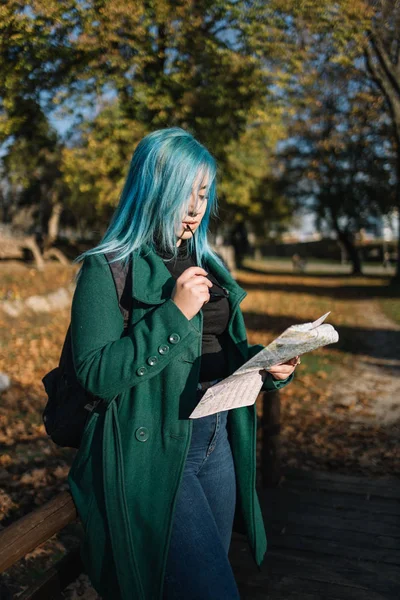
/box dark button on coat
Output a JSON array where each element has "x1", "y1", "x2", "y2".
[{"x1": 68, "y1": 243, "x2": 293, "y2": 600}]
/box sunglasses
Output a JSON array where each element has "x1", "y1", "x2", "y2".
[
  {"x1": 209, "y1": 283, "x2": 230, "y2": 300},
  {"x1": 185, "y1": 221, "x2": 230, "y2": 301}
]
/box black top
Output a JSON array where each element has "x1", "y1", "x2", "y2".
[{"x1": 155, "y1": 238, "x2": 231, "y2": 382}]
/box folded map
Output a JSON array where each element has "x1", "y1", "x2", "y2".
[{"x1": 189, "y1": 312, "x2": 339, "y2": 418}]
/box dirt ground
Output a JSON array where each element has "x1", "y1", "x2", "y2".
[
  {"x1": 329, "y1": 299, "x2": 400, "y2": 426},
  {"x1": 1, "y1": 259, "x2": 399, "y2": 598}
]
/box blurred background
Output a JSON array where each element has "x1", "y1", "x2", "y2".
[{"x1": 0, "y1": 1, "x2": 399, "y2": 598}]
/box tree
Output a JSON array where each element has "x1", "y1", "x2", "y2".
[
  {"x1": 217, "y1": 106, "x2": 292, "y2": 234},
  {"x1": 280, "y1": 51, "x2": 396, "y2": 274},
  {"x1": 1, "y1": 1, "x2": 291, "y2": 243},
  {"x1": 364, "y1": 0, "x2": 400, "y2": 278},
  {"x1": 1, "y1": 98, "x2": 66, "y2": 247},
  {"x1": 272, "y1": 0, "x2": 400, "y2": 276},
  {"x1": 0, "y1": 1, "x2": 82, "y2": 243},
  {"x1": 60, "y1": 101, "x2": 146, "y2": 220}
]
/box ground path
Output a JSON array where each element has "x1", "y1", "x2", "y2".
[
  {"x1": 329, "y1": 298, "x2": 400, "y2": 427},
  {"x1": 230, "y1": 466, "x2": 400, "y2": 599},
  {"x1": 1, "y1": 259, "x2": 399, "y2": 597}
]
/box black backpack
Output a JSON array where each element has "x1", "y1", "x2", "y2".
[{"x1": 41, "y1": 251, "x2": 132, "y2": 449}]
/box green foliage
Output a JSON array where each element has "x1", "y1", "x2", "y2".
[
  {"x1": 275, "y1": 0, "x2": 400, "y2": 275},
  {"x1": 5, "y1": 0, "x2": 397, "y2": 247},
  {"x1": 1, "y1": 0, "x2": 291, "y2": 232},
  {"x1": 61, "y1": 101, "x2": 147, "y2": 215}
]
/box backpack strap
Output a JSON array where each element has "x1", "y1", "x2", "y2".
[{"x1": 104, "y1": 251, "x2": 133, "y2": 329}]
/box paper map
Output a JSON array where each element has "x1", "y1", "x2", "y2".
[{"x1": 189, "y1": 312, "x2": 339, "y2": 419}]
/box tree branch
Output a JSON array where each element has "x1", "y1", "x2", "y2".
[
  {"x1": 365, "y1": 35, "x2": 400, "y2": 122},
  {"x1": 369, "y1": 26, "x2": 400, "y2": 96}
]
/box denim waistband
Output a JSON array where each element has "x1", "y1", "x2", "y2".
[{"x1": 196, "y1": 377, "x2": 223, "y2": 392}]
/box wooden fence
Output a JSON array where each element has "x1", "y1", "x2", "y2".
[
  {"x1": 0, "y1": 492, "x2": 82, "y2": 600},
  {"x1": 0, "y1": 390, "x2": 279, "y2": 599}
]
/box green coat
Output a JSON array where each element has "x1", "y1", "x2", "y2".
[{"x1": 67, "y1": 243, "x2": 293, "y2": 600}]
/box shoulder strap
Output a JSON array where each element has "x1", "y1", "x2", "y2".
[{"x1": 104, "y1": 251, "x2": 133, "y2": 329}]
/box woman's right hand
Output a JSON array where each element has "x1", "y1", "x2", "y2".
[{"x1": 171, "y1": 267, "x2": 213, "y2": 320}]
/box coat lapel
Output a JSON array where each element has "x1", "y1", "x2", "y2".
[
  {"x1": 130, "y1": 243, "x2": 249, "y2": 360},
  {"x1": 131, "y1": 242, "x2": 247, "y2": 307}
]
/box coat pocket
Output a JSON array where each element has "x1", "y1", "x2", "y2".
[
  {"x1": 68, "y1": 411, "x2": 100, "y2": 529},
  {"x1": 178, "y1": 356, "x2": 195, "y2": 364},
  {"x1": 70, "y1": 411, "x2": 100, "y2": 473}
]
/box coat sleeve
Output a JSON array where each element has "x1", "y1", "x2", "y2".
[
  {"x1": 247, "y1": 343, "x2": 294, "y2": 393},
  {"x1": 70, "y1": 253, "x2": 201, "y2": 400},
  {"x1": 215, "y1": 252, "x2": 294, "y2": 393}
]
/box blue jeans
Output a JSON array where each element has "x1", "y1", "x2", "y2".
[{"x1": 162, "y1": 406, "x2": 240, "y2": 600}]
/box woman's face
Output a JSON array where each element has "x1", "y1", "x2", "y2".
[{"x1": 176, "y1": 173, "x2": 209, "y2": 245}]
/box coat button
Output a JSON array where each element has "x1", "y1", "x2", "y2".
[
  {"x1": 158, "y1": 344, "x2": 170, "y2": 355},
  {"x1": 135, "y1": 427, "x2": 149, "y2": 442},
  {"x1": 147, "y1": 356, "x2": 158, "y2": 366},
  {"x1": 168, "y1": 333, "x2": 180, "y2": 344},
  {"x1": 136, "y1": 366, "x2": 147, "y2": 376}
]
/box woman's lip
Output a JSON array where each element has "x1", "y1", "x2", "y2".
[{"x1": 182, "y1": 222, "x2": 197, "y2": 226}]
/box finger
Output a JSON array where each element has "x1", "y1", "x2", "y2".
[
  {"x1": 285, "y1": 356, "x2": 300, "y2": 365},
  {"x1": 268, "y1": 369, "x2": 295, "y2": 380},
  {"x1": 267, "y1": 365, "x2": 295, "y2": 375},
  {"x1": 270, "y1": 368, "x2": 296, "y2": 380},
  {"x1": 180, "y1": 267, "x2": 208, "y2": 282},
  {"x1": 185, "y1": 276, "x2": 212, "y2": 288}
]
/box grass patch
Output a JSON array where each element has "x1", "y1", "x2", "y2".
[
  {"x1": 378, "y1": 282, "x2": 400, "y2": 325},
  {"x1": 299, "y1": 351, "x2": 337, "y2": 376},
  {"x1": 380, "y1": 298, "x2": 400, "y2": 325}
]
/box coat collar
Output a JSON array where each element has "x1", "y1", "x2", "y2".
[{"x1": 131, "y1": 242, "x2": 247, "y2": 305}]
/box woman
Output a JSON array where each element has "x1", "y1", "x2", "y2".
[{"x1": 68, "y1": 127, "x2": 297, "y2": 600}]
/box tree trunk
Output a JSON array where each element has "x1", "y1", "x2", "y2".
[
  {"x1": 397, "y1": 205, "x2": 400, "y2": 279},
  {"x1": 364, "y1": 37, "x2": 400, "y2": 280},
  {"x1": 336, "y1": 230, "x2": 362, "y2": 275},
  {"x1": 387, "y1": 115, "x2": 400, "y2": 281},
  {"x1": 395, "y1": 154, "x2": 400, "y2": 281},
  {"x1": 331, "y1": 215, "x2": 362, "y2": 275},
  {"x1": 44, "y1": 200, "x2": 63, "y2": 251},
  {"x1": 337, "y1": 239, "x2": 348, "y2": 265}
]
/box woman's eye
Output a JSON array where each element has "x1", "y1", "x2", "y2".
[{"x1": 199, "y1": 196, "x2": 207, "y2": 202}]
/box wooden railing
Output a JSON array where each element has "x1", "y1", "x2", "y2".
[
  {"x1": 0, "y1": 390, "x2": 280, "y2": 598},
  {"x1": 0, "y1": 492, "x2": 84, "y2": 600}
]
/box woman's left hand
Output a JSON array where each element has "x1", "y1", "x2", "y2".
[{"x1": 260, "y1": 356, "x2": 301, "y2": 381}]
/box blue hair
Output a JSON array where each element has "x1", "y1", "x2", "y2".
[{"x1": 73, "y1": 127, "x2": 229, "y2": 277}]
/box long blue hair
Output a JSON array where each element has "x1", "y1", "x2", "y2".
[{"x1": 73, "y1": 127, "x2": 229, "y2": 276}]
